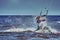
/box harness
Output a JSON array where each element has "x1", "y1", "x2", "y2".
[{"x1": 37, "y1": 19, "x2": 45, "y2": 23}]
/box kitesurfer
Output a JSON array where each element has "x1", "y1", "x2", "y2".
[{"x1": 35, "y1": 8, "x2": 51, "y2": 33}]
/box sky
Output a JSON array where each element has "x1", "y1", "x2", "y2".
[{"x1": 0, "y1": 0, "x2": 60, "y2": 15}]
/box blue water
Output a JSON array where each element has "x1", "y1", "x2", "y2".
[{"x1": 0, "y1": 15, "x2": 60, "y2": 40}]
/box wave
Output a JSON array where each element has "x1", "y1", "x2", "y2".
[
  {"x1": 57, "y1": 21, "x2": 60, "y2": 23},
  {"x1": 0, "y1": 26, "x2": 60, "y2": 34}
]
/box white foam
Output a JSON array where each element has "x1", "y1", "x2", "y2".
[{"x1": 1, "y1": 27, "x2": 36, "y2": 32}]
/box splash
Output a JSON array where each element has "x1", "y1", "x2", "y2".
[
  {"x1": 48, "y1": 26, "x2": 58, "y2": 33},
  {"x1": 35, "y1": 26, "x2": 59, "y2": 33}
]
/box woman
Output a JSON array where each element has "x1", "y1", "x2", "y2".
[{"x1": 36, "y1": 16, "x2": 51, "y2": 33}]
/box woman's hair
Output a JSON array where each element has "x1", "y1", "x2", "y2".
[{"x1": 36, "y1": 16, "x2": 41, "y2": 19}]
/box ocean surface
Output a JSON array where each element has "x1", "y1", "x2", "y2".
[{"x1": 0, "y1": 15, "x2": 60, "y2": 40}]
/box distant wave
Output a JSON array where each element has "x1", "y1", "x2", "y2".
[{"x1": 57, "y1": 21, "x2": 60, "y2": 23}]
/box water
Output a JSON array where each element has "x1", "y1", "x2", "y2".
[{"x1": 0, "y1": 15, "x2": 60, "y2": 40}]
